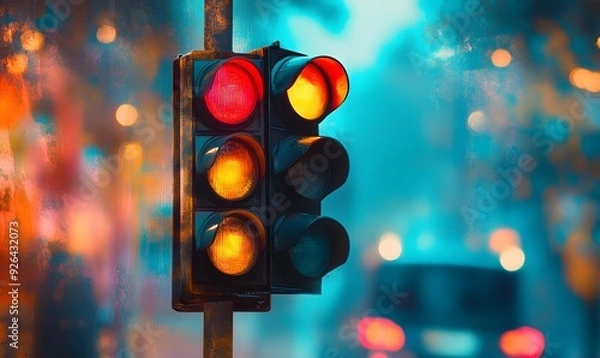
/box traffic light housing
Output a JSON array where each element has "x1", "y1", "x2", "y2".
[
  {"x1": 173, "y1": 51, "x2": 270, "y2": 312},
  {"x1": 173, "y1": 44, "x2": 350, "y2": 311},
  {"x1": 255, "y1": 44, "x2": 350, "y2": 295}
]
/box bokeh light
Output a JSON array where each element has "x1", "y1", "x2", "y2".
[
  {"x1": 5, "y1": 53, "x2": 28, "y2": 74},
  {"x1": 499, "y1": 326, "x2": 545, "y2": 358},
  {"x1": 378, "y1": 232, "x2": 402, "y2": 261},
  {"x1": 570, "y1": 67, "x2": 590, "y2": 88},
  {"x1": 358, "y1": 317, "x2": 406, "y2": 352},
  {"x1": 467, "y1": 110, "x2": 486, "y2": 132},
  {"x1": 115, "y1": 104, "x2": 139, "y2": 126},
  {"x1": 500, "y1": 246, "x2": 525, "y2": 272},
  {"x1": 20, "y1": 29, "x2": 44, "y2": 51},
  {"x1": 123, "y1": 143, "x2": 142, "y2": 161},
  {"x1": 489, "y1": 228, "x2": 521, "y2": 254},
  {"x1": 97, "y1": 24, "x2": 117, "y2": 44},
  {"x1": 491, "y1": 48, "x2": 512, "y2": 67}
]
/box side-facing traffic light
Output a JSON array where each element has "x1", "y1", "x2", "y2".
[
  {"x1": 173, "y1": 52, "x2": 270, "y2": 312},
  {"x1": 256, "y1": 44, "x2": 351, "y2": 294}
]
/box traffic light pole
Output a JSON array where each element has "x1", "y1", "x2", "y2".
[
  {"x1": 204, "y1": 0, "x2": 233, "y2": 358},
  {"x1": 204, "y1": 0, "x2": 233, "y2": 52},
  {"x1": 203, "y1": 2, "x2": 234, "y2": 357},
  {"x1": 204, "y1": 300, "x2": 234, "y2": 358}
]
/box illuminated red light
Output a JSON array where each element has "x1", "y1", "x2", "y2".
[
  {"x1": 499, "y1": 326, "x2": 545, "y2": 358},
  {"x1": 357, "y1": 317, "x2": 406, "y2": 352},
  {"x1": 204, "y1": 59, "x2": 263, "y2": 125}
]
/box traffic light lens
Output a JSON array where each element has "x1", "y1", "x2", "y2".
[
  {"x1": 205, "y1": 63, "x2": 258, "y2": 125},
  {"x1": 287, "y1": 64, "x2": 329, "y2": 120},
  {"x1": 208, "y1": 216, "x2": 258, "y2": 276},
  {"x1": 207, "y1": 139, "x2": 259, "y2": 201},
  {"x1": 289, "y1": 225, "x2": 332, "y2": 278},
  {"x1": 287, "y1": 160, "x2": 331, "y2": 200}
]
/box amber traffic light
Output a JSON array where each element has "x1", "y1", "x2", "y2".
[{"x1": 256, "y1": 44, "x2": 351, "y2": 295}]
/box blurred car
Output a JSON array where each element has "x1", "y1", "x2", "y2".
[{"x1": 325, "y1": 263, "x2": 548, "y2": 358}]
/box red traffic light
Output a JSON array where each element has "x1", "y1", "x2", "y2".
[
  {"x1": 197, "y1": 57, "x2": 264, "y2": 126},
  {"x1": 272, "y1": 55, "x2": 349, "y2": 125}
]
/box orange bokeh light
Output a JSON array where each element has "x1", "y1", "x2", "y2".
[
  {"x1": 115, "y1": 104, "x2": 138, "y2": 126},
  {"x1": 5, "y1": 53, "x2": 28, "y2": 74},
  {"x1": 491, "y1": 48, "x2": 512, "y2": 68},
  {"x1": 358, "y1": 317, "x2": 406, "y2": 352},
  {"x1": 489, "y1": 228, "x2": 521, "y2": 254},
  {"x1": 570, "y1": 67, "x2": 590, "y2": 89},
  {"x1": 97, "y1": 24, "x2": 117, "y2": 44},
  {"x1": 20, "y1": 29, "x2": 44, "y2": 52},
  {"x1": 499, "y1": 326, "x2": 545, "y2": 358}
]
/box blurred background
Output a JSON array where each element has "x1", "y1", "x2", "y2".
[{"x1": 1, "y1": 0, "x2": 600, "y2": 357}]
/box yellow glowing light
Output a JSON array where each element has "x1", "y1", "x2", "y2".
[
  {"x1": 207, "y1": 140, "x2": 259, "y2": 201},
  {"x1": 570, "y1": 67, "x2": 590, "y2": 89},
  {"x1": 20, "y1": 29, "x2": 44, "y2": 52},
  {"x1": 597, "y1": 37, "x2": 600, "y2": 49},
  {"x1": 378, "y1": 232, "x2": 402, "y2": 261},
  {"x1": 489, "y1": 228, "x2": 521, "y2": 254},
  {"x1": 208, "y1": 216, "x2": 258, "y2": 275},
  {"x1": 123, "y1": 143, "x2": 142, "y2": 161},
  {"x1": 5, "y1": 53, "x2": 28, "y2": 74},
  {"x1": 500, "y1": 246, "x2": 525, "y2": 272},
  {"x1": 287, "y1": 64, "x2": 329, "y2": 120},
  {"x1": 97, "y1": 24, "x2": 117, "y2": 44},
  {"x1": 586, "y1": 72, "x2": 600, "y2": 93},
  {"x1": 115, "y1": 104, "x2": 138, "y2": 126},
  {"x1": 467, "y1": 110, "x2": 486, "y2": 132},
  {"x1": 491, "y1": 48, "x2": 512, "y2": 68}
]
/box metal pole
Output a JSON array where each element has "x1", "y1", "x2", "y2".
[
  {"x1": 204, "y1": 0, "x2": 233, "y2": 52},
  {"x1": 203, "y1": 301, "x2": 233, "y2": 358}
]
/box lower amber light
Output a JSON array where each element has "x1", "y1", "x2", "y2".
[
  {"x1": 207, "y1": 140, "x2": 259, "y2": 200},
  {"x1": 208, "y1": 216, "x2": 258, "y2": 276},
  {"x1": 287, "y1": 64, "x2": 329, "y2": 120}
]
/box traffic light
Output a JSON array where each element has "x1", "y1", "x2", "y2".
[
  {"x1": 173, "y1": 44, "x2": 350, "y2": 311},
  {"x1": 173, "y1": 51, "x2": 270, "y2": 312},
  {"x1": 255, "y1": 44, "x2": 351, "y2": 294}
]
